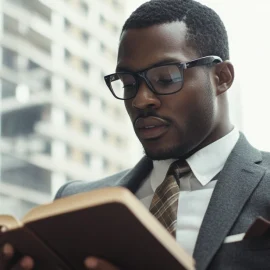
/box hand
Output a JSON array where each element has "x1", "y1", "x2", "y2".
[
  {"x1": 84, "y1": 257, "x2": 121, "y2": 270},
  {"x1": 0, "y1": 226, "x2": 34, "y2": 270},
  {"x1": 0, "y1": 243, "x2": 35, "y2": 270}
]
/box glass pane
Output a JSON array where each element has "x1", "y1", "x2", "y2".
[
  {"x1": 111, "y1": 73, "x2": 136, "y2": 99},
  {"x1": 147, "y1": 65, "x2": 183, "y2": 94}
]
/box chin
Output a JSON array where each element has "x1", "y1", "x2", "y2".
[{"x1": 143, "y1": 144, "x2": 191, "y2": 161}]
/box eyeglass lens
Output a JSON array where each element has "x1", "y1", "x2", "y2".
[{"x1": 110, "y1": 65, "x2": 184, "y2": 99}]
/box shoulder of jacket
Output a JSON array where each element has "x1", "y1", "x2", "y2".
[{"x1": 54, "y1": 169, "x2": 130, "y2": 200}]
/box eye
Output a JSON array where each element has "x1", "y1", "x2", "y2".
[
  {"x1": 156, "y1": 78, "x2": 178, "y2": 86},
  {"x1": 157, "y1": 75, "x2": 183, "y2": 85},
  {"x1": 158, "y1": 78, "x2": 174, "y2": 84},
  {"x1": 123, "y1": 83, "x2": 136, "y2": 89}
]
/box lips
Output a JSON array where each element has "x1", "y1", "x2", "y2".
[{"x1": 134, "y1": 116, "x2": 170, "y2": 140}]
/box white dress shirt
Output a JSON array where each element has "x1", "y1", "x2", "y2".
[{"x1": 136, "y1": 128, "x2": 239, "y2": 255}]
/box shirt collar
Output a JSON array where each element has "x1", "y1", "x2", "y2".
[
  {"x1": 150, "y1": 128, "x2": 239, "y2": 191},
  {"x1": 186, "y1": 127, "x2": 239, "y2": 186}
]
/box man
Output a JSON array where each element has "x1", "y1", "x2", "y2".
[{"x1": 1, "y1": 0, "x2": 270, "y2": 269}]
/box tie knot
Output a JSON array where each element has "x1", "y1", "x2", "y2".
[{"x1": 167, "y1": 160, "x2": 191, "y2": 180}]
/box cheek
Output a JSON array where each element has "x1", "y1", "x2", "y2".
[
  {"x1": 124, "y1": 100, "x2": 133, "y2": 118},
  {"x1": 184, "y1": 92, "x2": 216, "y2": 136},
  {"x1": 166, "y1": 83, "x2": 215, "y2": 129}
]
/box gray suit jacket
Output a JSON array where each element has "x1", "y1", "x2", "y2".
[{"x1": 55, "y1": 134, "x2": 270, "y2": 270}]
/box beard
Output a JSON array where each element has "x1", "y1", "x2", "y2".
[{"x1": 142, "y1": 140, "x2": 194, "y2": 160}]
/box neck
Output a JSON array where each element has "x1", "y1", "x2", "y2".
[
  {"x1": 181, "y1": 125, "x2": 233, "y2": 161},
  {"x1": 196, "y1": 95, "x2": 234, "y2": 154}
]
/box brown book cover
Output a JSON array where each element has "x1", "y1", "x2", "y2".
[{"x1": 0, "y1": 187, "x2": 195, "y2": 270}]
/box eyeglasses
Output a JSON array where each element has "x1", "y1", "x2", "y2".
[{"x1": 104, "y1": 55, "x2": 222, "y2": 100}]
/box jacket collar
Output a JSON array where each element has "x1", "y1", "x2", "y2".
[
  {"x1": 118, "y1": 156, "x2": 153, "y2": 193},
  {"x1": 193, "y1": 133, "x2": 265, "y2": 270}
]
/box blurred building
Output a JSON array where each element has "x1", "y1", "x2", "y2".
[{"x1": 0, "y1": 0, "x2": 137, "y2": 218}]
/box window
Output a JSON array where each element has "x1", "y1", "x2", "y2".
[
  {"x1": 100, "y1": 42, "x2": 106, "y2": 53},
  {"x1": 44, "y1": 76, "x2": 51, "y2": 90},
  {"x1": 112, "y1": 0, "x2": 121, "y2": 9},
  {"x1": 80, "y1": 1, "x2": 89, "y2": 15},
  {"x1": 2, "y1": 47, "x2": 17, "y2": 70},
  {"x1": 1, "y1": 106, "x2": 43, "y2": 137},
  {"x1": 83, "y1": 121, "x2": 91, "y2": 135},
  {"x1": 65, "y1": 80, "x2": 71, "y2": 93},
  {"x1": 65, "y1": 112, "x2": 71, "y2": 124},
  {"x1": 115, "y1": 107, "x2": 123, "y2": 118},
  {"x1": 64, "y1": 18, "x2": 71, "y2": 30},
  {"x1": 1, "y1": 159, "x2": 51, "y2": 193},
  {"x1": 102, "y1": 158, "x2": 109, "y2": 170},
  {"x1": 28, "y1": 60, "x2": 40, "y2": 70},
  {"x1": 84, "y1": 152, "x2": 91, "y2": 165},
  {"x1": 82, "y1": 90, "x2": 91, "y2": 105},
  {"x1": 99, "y1": 15, "x2": 105, "y2": 25},
  {"x1": 66, "y1": 144, "x2": 72, "y2": 157},
  {"x1": 44, "y1": 141, "x2": 51, "y2": 154},
  {"x1": 116, "y1": 136, "x2": 124, "y2": 146},
  {"x1": 64, "y1": 49, "x2": 72, "y2": 61},
  {"x1": 100, "y1": 71, "x2": 106, "y2": 82},
  {"x1": 113, "y1": 25, "x2": 119, "y2": 34},
  {"x1": 1, "y1": 79, "x2": 17, "y2": 99},
  {"x1": 101, "y1": 100, "x2": 107, "y2": 111},
  {"x1": 102, "y1": 129, "x2": 108, "y2": 140},
  {"x1": 82, "y1": 60, "x2": 89, "y2": 73},
  {"x1": 81, "y1": 30, "x2": 90, "y2": 43}
]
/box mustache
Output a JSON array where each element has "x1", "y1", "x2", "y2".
[{"x1": 133, "y1": 109, "x2": 172, "y2": 126}]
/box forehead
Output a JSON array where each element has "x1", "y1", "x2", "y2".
[{"x1": 117, "y1": 22, "x2": 198, "y2": 71}]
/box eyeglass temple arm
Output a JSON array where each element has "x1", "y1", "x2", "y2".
[{"x1": 185, "y1": 56, "x2": 222, "y2": 69}]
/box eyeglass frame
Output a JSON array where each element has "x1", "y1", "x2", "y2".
[{"x1": 104, "y1": 55, "x2": 223, "y2": 100}]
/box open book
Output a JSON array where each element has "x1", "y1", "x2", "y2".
[{"x1": 0, "y1": 187, "x2": 195, "y2": 270}]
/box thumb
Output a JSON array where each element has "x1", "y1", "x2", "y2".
[{"x1": 84, "y1": 257, "x2": 121, "y2": 270}]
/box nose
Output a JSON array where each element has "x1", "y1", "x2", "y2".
[{"x1": 132, "y1": 81, "x2": 161, "y2": 110}]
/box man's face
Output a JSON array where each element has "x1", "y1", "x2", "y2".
[{"x1": 117, "y1": 22, "x2": 219, "y2": 160}]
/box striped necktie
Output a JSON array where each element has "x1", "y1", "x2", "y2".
[{"x1": 149, "y1": 160, "x2": 191, "y2": 237}]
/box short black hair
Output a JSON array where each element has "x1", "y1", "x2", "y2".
[{"x1": 122, "y1": 0, "x2": 229, "y2": 61}]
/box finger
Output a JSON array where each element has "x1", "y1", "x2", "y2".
[
  {"x1": 20, "y1": 256, "x2": 34, "y2": 270},
  {"x1": 0, "y1": 244, "x2": 34, "y2": 270},
  {"x1": 10, "y1": 256, "x2": 34, "y2": 270},
  {"x1": 84, "y1": 257, "x2": 120, "y2": 270},
  {"x1": 2, "y1": 243, "x2": 14, "y2": 259},
  {"x1": 0, "y1": 226, "x2": 8, "y2": 234},
  {"x1": 0, "y1": 243, "x2": 14, "y2": 270}
]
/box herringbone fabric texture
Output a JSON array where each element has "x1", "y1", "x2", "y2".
[{"x1": 149, "y1": 160, "x2": 191, "y2": 237}]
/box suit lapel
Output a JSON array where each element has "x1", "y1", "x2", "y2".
[
  {"x1": 193, "y1": 134, "x2": 266, "y2": 270},
  {"x1": 117, "y1": 156, "x2": 153, "y2": 193}
]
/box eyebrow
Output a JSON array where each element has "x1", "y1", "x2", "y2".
[{"x1": 116, "y1": 58, "x2": 182, "y2": 73}]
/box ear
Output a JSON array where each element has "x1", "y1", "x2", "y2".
[{"x1": 213, "y1": 61, "x2": 234, "y2": 95}]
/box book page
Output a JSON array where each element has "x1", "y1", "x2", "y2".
[
  {"x1": 22, "y1": 187, "x2": 130, "y2": 223},
  {"x1": 0, "y1": 215, "x2": 22, "y2": 230}
]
